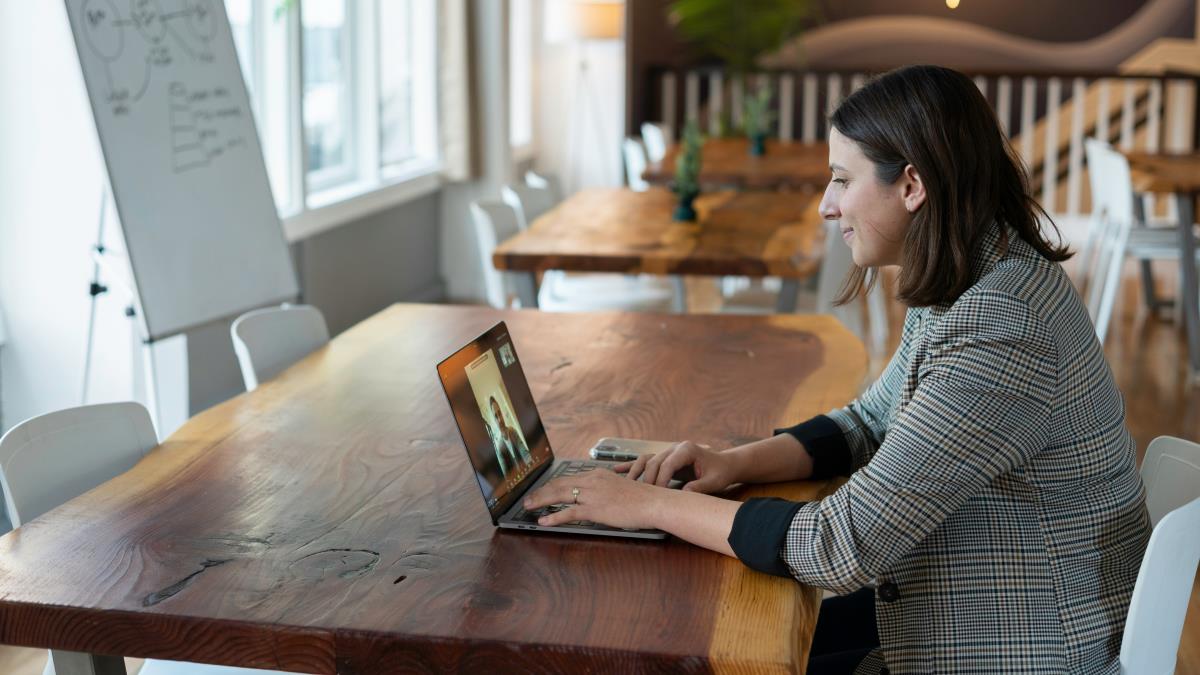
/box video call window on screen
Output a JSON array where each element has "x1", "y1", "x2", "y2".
[
  {"x1": 439, "y1": 326, "x2": 551, "y2": 514},
  {"x1": 466, "y1": 347, "x2": 534, "y2": 492}
]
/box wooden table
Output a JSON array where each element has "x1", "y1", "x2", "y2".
[
  {"x1": 0, "y1": 304, "x2": 866, "y2": 674},
  {"x1": 643, "y1": 138, "x2": 831, "y2": 191},
  {"x1": 493, "y1": 187, "x2": 825, "y2": 313},
  {"x1": 1124, "y1": 151, "x2": 1200, "y2": 377}
]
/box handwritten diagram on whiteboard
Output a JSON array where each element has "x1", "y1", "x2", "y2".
[
  {"x1": 65, "y1": 0, "x2": 298, "y2": 342},
  {"x1": 80, "y1": 0, "x2": 249, "y2": 174}
]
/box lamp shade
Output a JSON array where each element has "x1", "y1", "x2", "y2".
[{"x1": 568, "y1": 1, "x2": 623, "y2": 41}]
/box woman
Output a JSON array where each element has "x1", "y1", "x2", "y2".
[
  {"x1": 489, "y1": 395, "x2": 530, "y2": 473},
  {"x1": 524, "y1": 65, "x2": 1150, "y2": 674}
]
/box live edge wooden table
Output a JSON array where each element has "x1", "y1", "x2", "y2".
[
  {"x1": 0, "y1": 304, "x2": 865, "y2": 674},
  {"x1": 643, "y1": 138, "x2": 831, "y2": 192},
  {"x1": 493, "y1": 187, "x2": 825, "y2": 314},
  {"x1": 1123, "y1": 151, "x2": 1200, "y2": 378}
]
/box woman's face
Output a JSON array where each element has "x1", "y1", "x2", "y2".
[
  {"x1": 490, "y1": 400, "x2": 504, "y2": 427},
  {"x1": 818, "y1": 127, "x2": 925, "y2": 268}
]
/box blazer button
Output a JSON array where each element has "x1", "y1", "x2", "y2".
[{"x1": 877, "y1": 581, "x2": 900, "y2": 603}]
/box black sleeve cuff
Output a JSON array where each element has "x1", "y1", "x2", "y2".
[
  {"x1": 774, "y1": 414, "x2": 851, "y2": 479},
  {"x1": 727, "y1": 497, "x2": 806, "y2": 578}
]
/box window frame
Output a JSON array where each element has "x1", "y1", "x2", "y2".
[{"x1": 227, "y1": 0, "x2": 443, "y2": 240}]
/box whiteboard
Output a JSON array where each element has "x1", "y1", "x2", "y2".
[{"x1": 65, "y1": 0, "x2": 298, "y2": 341}]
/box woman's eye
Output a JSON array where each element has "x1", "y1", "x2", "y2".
[{"x1": 832, "y1": 178, "x2": 848, "y2": 186}]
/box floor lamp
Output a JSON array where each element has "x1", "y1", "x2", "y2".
[{"x1": 565, "y1": 1, "x2": 623, "y2": 194}]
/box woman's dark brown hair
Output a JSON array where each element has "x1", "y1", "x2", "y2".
[{"x1": 831, "y1": 65, "x2": 1071, "y2": 307}]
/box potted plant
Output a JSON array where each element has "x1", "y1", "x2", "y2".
[
  {"x1": 673, "y1": 120, "x2": 703, "y2": 222},
  {"x1": 669, "y1": 0, "x2": 811, "y2": 155},
  {"x1": 742, "y1": 83, "x2": 774, "y2": 156}
]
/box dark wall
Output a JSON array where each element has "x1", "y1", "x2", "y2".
[{"x1": 625, "y1": 0, "x2": 1196, "y2": 133}]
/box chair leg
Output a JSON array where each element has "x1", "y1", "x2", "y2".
[{"x1": 1139, "y1": 259, "x2": 1161, "y2": 311}]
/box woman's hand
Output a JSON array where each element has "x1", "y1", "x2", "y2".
[
  {"x1": 523, "y1": 468, "x2": 667, "y2": 530},
  {"x1": 615, "y1": 441, "x2": 740, "y2": 493}
]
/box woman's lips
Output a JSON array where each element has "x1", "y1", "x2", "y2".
[{"x1": 841, "y1": 227, "x2": 855, "y2": 241}]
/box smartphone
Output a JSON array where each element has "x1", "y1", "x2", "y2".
[{"x1": 588, "y1": 437, "x2": 675, "y2": 462}]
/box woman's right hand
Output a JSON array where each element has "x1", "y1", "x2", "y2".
[{"x1": 614, "y1": 441, "x2": 741, "y2": 493}]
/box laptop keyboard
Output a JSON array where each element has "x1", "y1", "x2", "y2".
[{"x1": 511, "y1": 460, "x2": 605, "y2": 526}]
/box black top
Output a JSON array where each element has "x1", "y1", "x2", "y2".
[{"x1": 725, "y1": 414, "x2": 851, "y2": 577}]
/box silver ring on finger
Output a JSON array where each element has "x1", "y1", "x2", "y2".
[{"x1": 571, "y1": 487, "x2": 580, "y2": 504}]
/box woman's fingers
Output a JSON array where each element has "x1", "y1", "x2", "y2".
[
  {"x1": 523, "y1": 477, "x2": 576, "y2": 510},
  {"x1": 537, "y1": 505, "x2": 587, "y2": 527},
  {"x1": 612, "y1": 460, "x2": 634, "y2": 474},
  {"x1": 625, "y1": 454, "x2": 652, "y2": 481}
]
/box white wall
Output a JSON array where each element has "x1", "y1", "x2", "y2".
[{"x1": 0, "y1": 1, "x2": 147, "y2": 434}]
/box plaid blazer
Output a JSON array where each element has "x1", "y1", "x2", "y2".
[{"x1": 754, "y1": 223, "x2": 1151, "y2": 673}]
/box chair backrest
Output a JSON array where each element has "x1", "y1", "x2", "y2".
[
  {"x1": 622, "y1": 137, "x2": 650, "y2": 192},
  {"x1": 231, "y1": 304, "x2": 330, "y2": 392},
  {"x1": 501, "y1": 182, "x2": 559, "y2": 230},
  {"x1": 1082, "y1": 138, "x2": 1135, "y2": 344},
  {"x1": 1140, "y1": 435, "x2": 1200, "y2": 526},
  {"x1": 0, "y1": 402, "x2": 157, "y2": 528},
  {"x1": 470, "y1": 200, "x2": 524, "y2": 309},
  {"x1": 1120, "y1": 496, "x2": 1200, "y2": 675},
  {"x1": 524, "y1": 170, "x2": 563, "y2": 202},
  {"x1": 640, "y1": 122, "x2": 671, "y2": 163}
]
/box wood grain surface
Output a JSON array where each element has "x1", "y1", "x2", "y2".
[
  {"x1": 643, "y1": 139, "x2": 831, "y2": 192},
  {"x1": 0, "y1": 305, "x2": 865, "y2": 674},
  {"x1": 492, "y1": 188, "x2": 825, "y2": 279},
  {"x1": 1123, "y1": 151, "x2": 1200, "y2": 194}
]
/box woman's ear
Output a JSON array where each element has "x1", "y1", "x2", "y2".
[{"x1": 901, "y1": 164, "x2": 927, "y2": 213}]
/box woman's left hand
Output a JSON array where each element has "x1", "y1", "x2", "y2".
[{"x1": 522, "y1": 468, "x2": 667, "y2": 530}]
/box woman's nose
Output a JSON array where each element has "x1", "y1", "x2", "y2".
[{"x1": 818, "y1": 187, "x2": 840, "y2": 220}]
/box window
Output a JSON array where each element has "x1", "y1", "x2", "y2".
[
  {"x1": 379, "y1": 0, "x2": 438, "y2": 174},
  {"x1": 225, "y1": 0, "x2": 295, "y2": 212},
  {"x1": 301, "y1": 0, "x2": 353, "y2": 188},
  {"x1": 223, "y1": 0, "x2": 439, "y2": 223}
]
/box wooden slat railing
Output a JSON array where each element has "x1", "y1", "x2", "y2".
[{"x1": 642, "y1": 66, "x2": 1199, "y2": 221}]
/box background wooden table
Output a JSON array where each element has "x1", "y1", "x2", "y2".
[
  {"x1": 643, "y1": 138, "x2": 831, "y2": 191},
  {"x1": 493, "y1": 187, "x2": 825, "y2": 313},
  {"x1": 0, "y1": 304, "x2": 866, "y2": 674},
  {"x1": 1124, "y1": 151, "x2": 1200, "y2": 377}
]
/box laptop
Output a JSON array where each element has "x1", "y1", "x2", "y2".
[{"x1": 436, "y1": 321, "x2": 681, "y2": 540}]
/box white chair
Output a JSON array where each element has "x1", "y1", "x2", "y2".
[
  {"x1": 470, "y1": 200, "x2": 676, "y2": 313},
  {"x1": 231, "y1": 305, "x2": 330, "y2": 392},
  {"x1": 471, "y1": 200, "x2": 526, "y2": 309},
  {"x1": 1140, "y1": 435, "x2": 1200, "y2": 526},
  {"x1": 622, "y1": 137, "x2": 651, "y2": 192},
  {"x1": 1081, "y1": 139, "x2": 1136, "y2": 344},
  {"x1": 640, "y1": 122, "x2": 671, "y2": 164},
  {"x1": 524, "y1": 170, "x2": 563, "y2": 202},
  {"x1": 1119, "y1": 495, "x2": 1200, "y2": 675},
  {"x1": 1081, "y1": 139, "x2": 1200, "y2": 340},
  {"x1": 0, "y1": 403, "x2": 291, "y2": 675},
  {"x1": 501, "y1": 182, "x2": 558, "y2": 230}
]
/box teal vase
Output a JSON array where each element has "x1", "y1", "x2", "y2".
[
  {"x1": 750, "y1": 133, "x2": 766, "y2": 157},
  {"x1": 673, "y1": 191, "x2": 698, "y2": 221}
]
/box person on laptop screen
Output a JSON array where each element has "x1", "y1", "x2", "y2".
[
  {"x1": 523, "y1": 65, "x2": 1149, "y2": 675},
  {"x1": 487, "y1": 395, "x2": 530, "y2": 476}
]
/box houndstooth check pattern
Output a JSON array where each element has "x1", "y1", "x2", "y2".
[{"x1": 783, "y1": 224, "x2": 1151, "y2": 674}]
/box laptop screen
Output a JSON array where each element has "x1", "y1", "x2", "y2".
[{"x1": 437, "y1": 321, "x2": 553, "y2": 519}]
